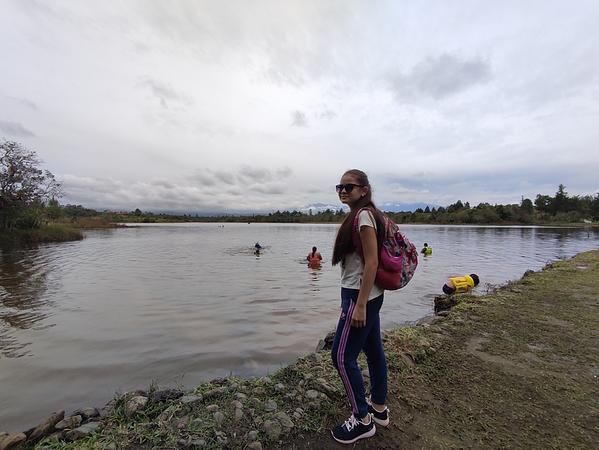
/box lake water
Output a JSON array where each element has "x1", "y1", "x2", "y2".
[{"x1": 1, "y1": 223, "x2": 598, "y2": 430}]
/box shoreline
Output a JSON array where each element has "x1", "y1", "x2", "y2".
[{"x1": 2, "y1": 249, "x2": 598, "y2": 449}]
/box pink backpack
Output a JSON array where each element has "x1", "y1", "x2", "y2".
[{"x1": 353, "y1": 208, "x2": 418, "y2": 290}]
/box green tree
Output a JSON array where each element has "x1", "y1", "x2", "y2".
[
  {"x1": 1, "y1": 140, "x2": 62, "y2": 230},
  {"x1": 521, "y1": 198, "x2": 534, "y2": 215},
  {"x1": 534, "y1": 194, "x2": 551, "y2": 213}
]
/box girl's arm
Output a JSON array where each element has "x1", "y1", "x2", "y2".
[{"x1": 352, "y1": 224, "x2": 378, "y2": 327}]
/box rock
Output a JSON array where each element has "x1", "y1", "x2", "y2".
[
  {"x1": 177, "y1": 438, "x2": 190, "y2": 447},
  {"x1": 265, "y1": 399, "x2": 278, "y2": 412},
  {"x1": 231, "y1": 400, "x2": 243, "y2": 409},
  {"x1": 0, "y1": 433, "x2": 27, "y2": 450},
  {"x1": 235, "y1": 392, "x2": 247, "y2": 400},
  {"x1": 213, "y1": 411, "x2": 225, "y2": 426},
  {"x1": 190, "y1": 439, "x2": 206, "y2": 447},
  {"x1": 523, "y1": 269, "x2": 534, "y2": 277},
  {"x1": 100, "y1": 399, "x2": 117, "y2": 418},
  {"x1": 315, "y1": 330, "x2": 336, "y2": 351},
  {"x1": 180, "y1": 395, "x2": 203, "y2": 408},
  {"x1": 176, "y1": 416, "x2": 189, "y2": 429},
  {"x1": 214, "y1": 430, "x2": 227, "y2": 445},
  {"x1": 361, "y1": 369, "x2": 370, "y2": 379},
  {"x1": 315, "y1": 379, "x2": 337, "y2": 395},
  {"x1": 125, "y1": 396, "x2": 148, "y2": 417},
  {"x1": 434, "y1": 295, "x2": 458, "y2": 313},
  {"x1": 206, "y1": 404, "x2": 219, "y2": 412},
  {"x1": 258, "y1": 376, "x2": 272, "y2": 384},
  {"x1": 263, "y1": 419, "x2": 282, "y2": 440},
  {"x1": 203, "y1": 386, "x2": 228, "y2": 401},
  {"x1": 247, "y1": 442, "x2": 263, "y2": 450},
  {"x1": 150, "y1": 388, "x2": 184, "y2": 404},
  {"x1": 274, "y1": 383, "x2": 285, "y2": 391},
  {"x1": 55, "y1": 415, "x2": 82, "y2": 430},
  {"x1": 234, "y1": 408, "x2": 244, "y2": 421},
  {"x1": 275, "y1": 411, "x2": 294, "y2": 428},
  {"x1": 65, "y1": 422, "x2": 101, "y2": 440},
  {"x1": 72, "y1": 407, "x2": 99, "y2": 420},
  {"x1": 253, "y1": 387, "x2": 266, "y2": 395},
  {"x1": 247, "y1": 430, "x2": 259, "y2": 440},
  {"x1": 308, "y1": 352, "x2": 323, "y2": 363},
  {"x1": 303, "y1": 372, "x2": 314, "y2": 381},
  {"x1": 436, "y1": 310, "x2": 450, "y2": 317},
  {"x1": 28, "y1": 410, "x2": 65, "y2": 443},
  {"x1": 305, "y1": 390, "x2": 319, "y2": 400}
]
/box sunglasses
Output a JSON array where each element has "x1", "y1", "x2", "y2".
[{"x1": 336, "y1": 183, "x2": 365, "y2": 193}]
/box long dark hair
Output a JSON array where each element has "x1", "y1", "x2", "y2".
[{"x1": 332, "y1": 169, "x2": 385, "y2": 266}]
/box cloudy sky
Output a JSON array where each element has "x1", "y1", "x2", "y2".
[{"x1": 1, "y1": 0, "x2": 598, "y2": 212}]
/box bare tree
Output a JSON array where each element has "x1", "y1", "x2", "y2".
[{"x1": 0, "y1": 140, "x2": 62, "y2": 230}]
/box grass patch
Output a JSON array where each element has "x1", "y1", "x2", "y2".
[{"x1": 0, "y1": 224, "x2": 83, "y2": 245}]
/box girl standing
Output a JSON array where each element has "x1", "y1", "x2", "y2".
[{"x1": 330, "y1": 169, "x2": 389, "y2": 444}]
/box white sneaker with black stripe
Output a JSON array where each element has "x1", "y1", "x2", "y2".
[{"x1": 366, "y1": 396, "x2": 390, "y2": 427}]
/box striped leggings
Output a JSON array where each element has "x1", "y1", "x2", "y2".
[{"x1": 331, "y1": 288, "x2": 387, "y2": 418}]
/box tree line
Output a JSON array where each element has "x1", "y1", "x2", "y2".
[{"x1": 2, "y1": 140, "x2": 598, "y2": 233}]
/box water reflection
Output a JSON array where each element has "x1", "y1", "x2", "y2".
[{"x1": 0, "y1": 245, "x2": 54, "y2": 357}]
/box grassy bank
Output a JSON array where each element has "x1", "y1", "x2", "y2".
[
  {"x1": 27, "y1": 250, "x2": 599, "y2": 449},
  {"x1": 0, "y1": 224, "x2": 83, "y2": 245}
]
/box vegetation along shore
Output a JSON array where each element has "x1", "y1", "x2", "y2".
[{"x1": 2, "y1": 249, "x2": 597, "y2": 449}]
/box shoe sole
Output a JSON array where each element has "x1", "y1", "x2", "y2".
[
  {"x1": 330, "y1": 424, "x2": 376, "y2": 444},
  {"x1": 372, "y1": 415, "x2": 389, "y2": 427}
]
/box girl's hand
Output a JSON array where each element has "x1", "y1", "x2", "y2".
[{"x1": 351, "y1": 303, "x2": 367, "y2": 328}]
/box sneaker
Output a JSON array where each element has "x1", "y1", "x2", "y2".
[
  {"x1": 331, "y1": 414, "x2": 376, "y2": 444},
  {"x1": 366, "y1": 396, "x2": 389, "y2": 427}
]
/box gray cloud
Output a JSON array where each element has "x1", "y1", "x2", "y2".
[
  {"x1": 0, "y1": 121, "x2": 35, "y2": 137},
  {"x1": 391, "y1": 53, "x2": 492, "y2": 100},
  {"x1": 291, "y1": 110, "x2": 308, "y2": 127},
  {"x1": 2, "y1": 95, "x2": 38, "y2": 110},
  {"x1": 212, "y1": 171, "x2": 236, "y2": 185},
  {"x1": 138, "y1": 79, "x2": 193, "y2": 109},
  {"x1": 320, "y1": 109, "x2": 337, "y2": 120},
  {"x1": 238, "y1": 165, "x2": 272, "y2": 182},
  {"x1": 250, "y1": 183, "x2": 285, "y2": 195}
]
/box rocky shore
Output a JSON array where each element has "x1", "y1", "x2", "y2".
[{"x1": 2, "y1": 250, "x2": 598, "y2": 449}]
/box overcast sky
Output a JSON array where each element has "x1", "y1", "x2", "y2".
[{"x1": 1, "y1": 0, "x2": 598, "y2": 212}]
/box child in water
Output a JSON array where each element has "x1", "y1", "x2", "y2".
[
  {"x1": 307, "y1": 246, "x2": 323, "y2": 268},
  {"x1": 420, "y1": 243, "x2": 432, "y2": 255},
  {"x1": 442, "y1": 274, "x2": 480, "y2": 295}
]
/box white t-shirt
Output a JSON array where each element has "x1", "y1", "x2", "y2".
[{"x1": 340, "y1": 209, "x2": 384, "y2": 300}]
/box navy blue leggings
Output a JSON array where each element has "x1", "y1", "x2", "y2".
[{"x1": 331, "y1": 288, "x2": 388, "y2": 418}]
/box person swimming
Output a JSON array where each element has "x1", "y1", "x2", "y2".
[
  {"x1": 442, "y1": 274, "x2": 480, "y2": 295},
  {"x1": 420, "y1": 243, "x2": 432, "y2": 255},
  {"x1": 307, "y1": 246, "x2": 323, "y2": 268}
]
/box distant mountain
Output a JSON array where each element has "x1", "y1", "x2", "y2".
[
  {"x1": 378, "y1": 201, "x2": 440, "y2": 212},
  {"x1": 302, "y1": 203, "x2": 346, "y2": 213},
  {"x1": 301, "y1": 201, "x2": 440, "y2": 213}
]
